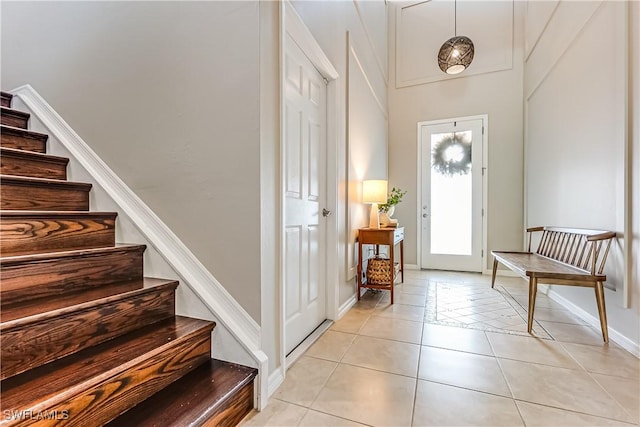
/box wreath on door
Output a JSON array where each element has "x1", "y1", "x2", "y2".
[{"x1": 431, "y1": 133, "x2": 472, "y2": 176}]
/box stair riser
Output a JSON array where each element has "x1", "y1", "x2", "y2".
[
  {"x1": 206, "y1": 381, "x2": 254, "y2": 427},
  {"x1": 1, "y1": 183, "x2": 90, "y2": 211},
  {"x1": 1, "y1": 113, "x2": 29, "y2": 129},
  {"x1": 0, "y1": 131, "x2": 47, "y2": 153},
  {"x1": 1, "y1": 95, "x2": 12, "y2": 108},
  {"x1": 1, "y1": 248, "x2": 144, "y2": 306},
  {"x1": 0, "y1": 216, "x2": 116, "y2": 257},
  {"x1": 1, "y1": 286, "x2": 177, "y2": 380},
  {"x1": 1, "y1": 155, "x2": 67, "y2": 180},
  {"x1": 18, "y1": 331, "x2": 212, "y2": 427}
]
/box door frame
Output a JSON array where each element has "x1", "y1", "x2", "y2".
[
  {"x1": 279, "y1": 1, "x2": 340, "y2": 374},
  {"x1": 416, "y1": 115, "x2": 489, "y2": 272}
]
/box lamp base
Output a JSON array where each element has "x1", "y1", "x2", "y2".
[{"x1": 368, "y1": 203, "x2": 380, "y2": 229}]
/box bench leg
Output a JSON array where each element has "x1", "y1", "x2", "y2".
[
  {"x1": 527, "y1": 277, "x2": 538, "y2": 334},
  {"x1": 594, "y1": 281, "x2": 609, "y2": 343},
  {"x1": 491, "y1": 258, "x2": 498, "y2": 289}
]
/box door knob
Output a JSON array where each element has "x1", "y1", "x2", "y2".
[{"x1": 322, "y1": 208, "x2": 332, "y2": 217}]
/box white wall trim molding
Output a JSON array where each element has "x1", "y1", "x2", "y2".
[
  {"x1": 267, "y1": 367, "x2": 285, "y2": 397},
  {"x1": 337, "y1": 295, "x2": 357, "y2": 319},
  {"x1": 10, "y1": 84, "x2": 270, "y2": 406},
  {"x1": 405, "y1": 264, "x2": 420, "y2": 271},
  {"x1": 349, "y1": 40, "x2": 388, "y2": 120},
  {"x1": 622, "y1": 0, "x2": 633, "y2": 309},
  {"x1": 546, "y1": 287, "x2": 640, "y2": 358},
  {"x1": 524, "y1": 0, "x2": 560, "y2": 62},
  {"x1": 284, "y1": 2, "x2": 338, "y2": 81},
  {"x1": 352, "y1": 0, "x2": 388, "y2": 84},
  {"x1": 525, "y1": 0, "x2": 605, "y2": 101}
]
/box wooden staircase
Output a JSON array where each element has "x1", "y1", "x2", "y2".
[{"x1": 0, "y1": 91, "x2": 257, "y2": 426}]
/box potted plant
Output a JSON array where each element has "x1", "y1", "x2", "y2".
[{"x1": 379, "y1": 187, "x2": 406, "y2": 219}]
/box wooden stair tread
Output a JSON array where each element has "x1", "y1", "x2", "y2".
[
  {"x1": 107, "y1": 359, "x2": 258, "y2": 427},
  {"x1": 1, "y1": 147, "x2": 69, "y2": 180},
  {"x1": 0, "y1": 107, "x2": 30, "y2": 129},
  {"x1": 1, "y1": 277, "x2": 177, "y2": 323},
  {"x1": 1, "y1": 175, "x2": 92, "y2": 211},
  {"x1": 0, "y1": 146, "x2": 68, "y2": 163},
  {"x1": 1, "y1": 91, "x2": 13, "y2": 105},
  {"x1": 0, "y1": 316, "x2": 215, "y2": 410},
  {"x1": 1, "y1": 106, "x2": 30, "y2": 119},
  {"x1": 0, "y1": 147, "x2": 69, "y2": 164},
  {"x1": 0, "y1": 124, "x2": 48, "y2": 145},
  {"x1": 0, "y1": 174, "x2": 91, "y2": 190},
  {"x1": 0, "y1": 210, "x2": 117, "y2": 218},
  {"x1": 0, "y1": 243, "x2": 143, "y2": 266}
]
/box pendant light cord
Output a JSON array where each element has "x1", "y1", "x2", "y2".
[{"x1": 454, "y1": 0, "x2": 457, "y2": 36}]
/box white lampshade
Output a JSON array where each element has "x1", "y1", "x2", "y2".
[
  {"x1": 362, "y1": 180, "x2": 387, "y2": 205},
  {"x1": 362, "y1": 180, "x2": 387, "y2": 229}
]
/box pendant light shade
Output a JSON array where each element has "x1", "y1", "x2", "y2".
[
  {"x1": 438, "y1": 0, "x2": 474, "y2": 75},
  {"x1": 438, "y1": 36, "x2": 475, "y2": 75}
]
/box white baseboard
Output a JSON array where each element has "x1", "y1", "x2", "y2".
[
  {"x1": 405, "y1": 264, "x2": 420, "y2": 270},
  {"x1": 337, "y1": 295, "x2": 357, "y2": 319},
  {"x1": 267, "y1": 367, "x2": 285, "y2": 398},
  {"x1": 546, "y1": 288, "x2": 640, "y2": 358},
  {"x1": 11, "y1": 84, "x2": 272, "y2": 401}
]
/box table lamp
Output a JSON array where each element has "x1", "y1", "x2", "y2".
[{"x1": 362, "y1": 180, "x2": 387, "y2": 229}]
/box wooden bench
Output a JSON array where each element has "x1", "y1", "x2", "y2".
[{"x1": 491, "y1": 226, "x2": 616, "y2": 342}]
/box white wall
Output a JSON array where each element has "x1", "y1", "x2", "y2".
[
  {"x1": 388, "y1": 1, "x2": 525, "y2": 271},
  {"x1": 0, "y1": 1, "x2": 263, "y2": 321},
  {"x1": 524, "y1": 0, "x2": 639, "y2": 348}
]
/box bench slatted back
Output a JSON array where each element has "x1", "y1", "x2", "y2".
[{"x1": 528, "y1": 227, "x2": 616, "y2": 276}]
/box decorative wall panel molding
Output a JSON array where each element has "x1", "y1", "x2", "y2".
[
  {"x1": 395, "y1": 0, "x2": 513, "y2": 88},
  {"x1": 353, "y1": 0, "x2": 389, "y2": 83},
  {"x1": 524, "y1": 0, "x2": 559, "y2": 61}
]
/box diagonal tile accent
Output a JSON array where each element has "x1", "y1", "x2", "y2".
[{"x1": 424, "y1": 282, "x2": 552, "y2": 338}]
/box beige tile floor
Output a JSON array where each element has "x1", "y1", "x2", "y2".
[{"x1": 241, "y1": 270, "x2": 639, "y2": 427}]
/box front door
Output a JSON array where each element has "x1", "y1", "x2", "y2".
[
  {"x1": 284, "y1": 34, "x2": 327, "y2": 354},
  {"x1": 420, "y1": 119, "x2": 484, "y2": 272}
]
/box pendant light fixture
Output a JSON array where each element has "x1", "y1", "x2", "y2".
[{"x1": 438, "y1": 0, "x2": 474, "y2": 75}]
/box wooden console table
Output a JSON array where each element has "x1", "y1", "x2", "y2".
[{"x1": 357, "y1": 227, "x2": 404, "y2": 304}]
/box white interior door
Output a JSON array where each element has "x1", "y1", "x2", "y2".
[
  {"x1": 284, "y1": 34, "x2": 327, "y2": 355},
  {"x1": 420, "y1": 119, "x2": 484, "y2": 272}
]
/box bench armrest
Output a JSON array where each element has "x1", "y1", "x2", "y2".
[
  {"x1": 587, "y1": 231, "x2": 617, "y2": 241},
  {"x1": 526, "y1": 227, "x2": 544, "y2": 252}
]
